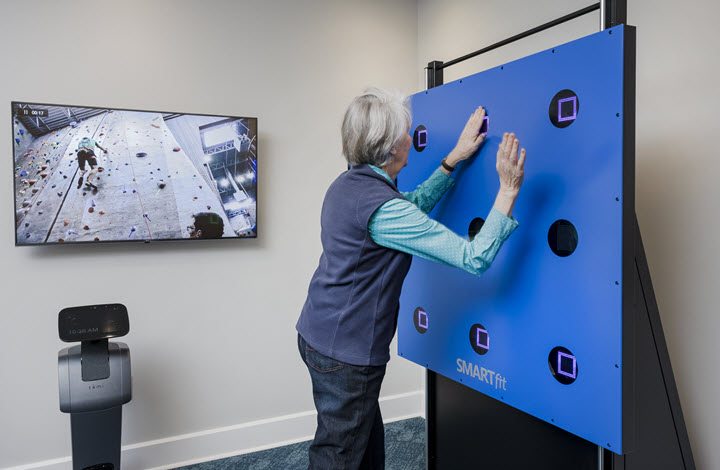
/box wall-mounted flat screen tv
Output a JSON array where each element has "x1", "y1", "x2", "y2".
[{"x1": 12, "y1": 102, "x2": 257, "y2": 245}]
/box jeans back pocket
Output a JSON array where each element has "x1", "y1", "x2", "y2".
[{"x1": 305, "y1": 344, "x2": 345, "y2": 373}]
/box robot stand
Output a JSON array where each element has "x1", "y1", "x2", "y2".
[
  {"x1": 58, "y1": 304, "x2": 132, "y2": 470},
  {"x1": 70, "y1": 407, "x2": 123, "y2": 470}
]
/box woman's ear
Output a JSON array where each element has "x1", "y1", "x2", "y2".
[{"x1": 389, "y1": 146, "x2": 397, "y2": 156}]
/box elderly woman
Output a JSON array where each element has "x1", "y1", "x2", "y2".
[{"x1": 296, "y1": 87, "x2": 526, "y2": 470}]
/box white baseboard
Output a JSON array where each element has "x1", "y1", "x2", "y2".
[{"x1": 3, "y1": 390, "x2": 424, "y2": 470}]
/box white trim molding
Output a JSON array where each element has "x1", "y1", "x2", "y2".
[{"x1": 3, "y1": 390, "x2": 424, "y2": 470}]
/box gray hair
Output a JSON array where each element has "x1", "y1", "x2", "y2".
[{"x1": 341, "y1": 87, "x2": 412, "y2": 167}]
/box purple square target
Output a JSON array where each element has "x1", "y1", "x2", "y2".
[
  {"x1": 558, "y1": 96, "x2": 577, "y2": 122},
  {"x1": 418, "y1": 310, "x2": 428, "y2": 329},
  {"x1": 476, "y1": 327, "x2": 489, "y2": 350},
  {"x1": 558, "y1": 352, "x2": 577, "y2": 379},
  {"x1": 418, "y1": 129, "x2": 428, "y2": 148}
]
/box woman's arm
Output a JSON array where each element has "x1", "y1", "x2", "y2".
[
  {"x1": 369, "y1": 199, "x2": 518, "y2": 276},
  {"x1": 369, "y1": 132, "x2": 526, "y2": 275},
  {"x1": 401, "y1": 106, "x2": 489, "y2": 212},
  {"x1": 400, "y1": 168, "x2": 454, "y2": 214}
]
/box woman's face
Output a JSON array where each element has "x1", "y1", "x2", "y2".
[{"x1": 392, "y1": 121, "x2": 413, "y2": 169}]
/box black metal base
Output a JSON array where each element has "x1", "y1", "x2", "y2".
[
  {"x1": 602, "y1": 219, "x2": 696, "y2": 470},
  {"x1": 427, "y1": 371, "x2": 599, "y2": 469}
]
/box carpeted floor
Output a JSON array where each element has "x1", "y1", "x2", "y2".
[{"x1": 174, "y1": 417, "x2": 426, "y2": 470}]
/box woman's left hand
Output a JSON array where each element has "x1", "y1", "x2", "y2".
[{"x1": 446, "y1": 106, "x2": 486, "y2": 166}]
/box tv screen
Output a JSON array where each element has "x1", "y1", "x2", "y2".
[{"x1": 12, "y1": 102, "x2": 257, "y2": 245}]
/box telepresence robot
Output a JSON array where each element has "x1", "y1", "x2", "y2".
[{"x1": 58, "y1": 304, "x2": 132, "y2": 470}]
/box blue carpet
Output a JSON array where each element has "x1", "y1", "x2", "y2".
[{"x1": 174, "y1": 417, "x2": 426, "y2": 470}]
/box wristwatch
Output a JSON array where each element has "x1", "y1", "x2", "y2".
[{"x1": 441, "y1": 158, "x2": 456, "y2": 172}]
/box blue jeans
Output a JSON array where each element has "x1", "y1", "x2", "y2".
[{"x1": 298, "y1": 333, "x2": 387, "y2": 470}]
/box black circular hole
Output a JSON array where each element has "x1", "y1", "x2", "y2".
[
  {"x1": 501, "y1": 66, "x2": 504, "y2": 70},
  {"x1": 413, "y1": 125, "x2": 428, "y2": 152},
  {"x1": 552, "y1": 49, "x2": 555, "y2": 53},
  {"x1": 413, "y1": 306, "x2": 429, "y2": 334},
  {"x1": 549, "y1": 346, "x2": 578, "y2": 385},
  {"x1": 549, "y1": 89, "x2": 579, "y2": 128},
  {"x1": 468, "y1": 217, "x2": 485, "y2": 241},
  {"x1": 469, "y1": 323, "x2": 490, "y2": 356},
  {"x1": 548, "y1": 219, "x2": 578, "y2": 257}
]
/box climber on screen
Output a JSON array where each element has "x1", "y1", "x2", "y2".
[{"x1": 75, "y1": 136, "x2": 107, "y2": 190}]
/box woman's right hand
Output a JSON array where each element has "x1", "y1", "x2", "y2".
[
  {"x1": 446, "y1": 106, "x2": 486, "y2": 167},
  {"x1": 496, "y1": 132, "x2": 526, "y2": 195}
]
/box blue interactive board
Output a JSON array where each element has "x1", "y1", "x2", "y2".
[{"x1": 398, "y1": 26, "x2": 632, "y2": 452}]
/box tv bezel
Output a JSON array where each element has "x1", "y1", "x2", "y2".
[{"x1": 11, "y1": 100, "x2": 258, "y2": 247}]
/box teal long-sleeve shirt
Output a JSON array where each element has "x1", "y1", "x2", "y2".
[{"x1": 367, "y1": 165, "x2": 519, "y2": 276}]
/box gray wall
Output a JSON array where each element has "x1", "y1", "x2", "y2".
[
  {"x1": 0, "y1": 1, "x2": 421, "y2": 468},
  {"x1": 418, "y1": 0, "x2": 720, "y2": 468}
]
